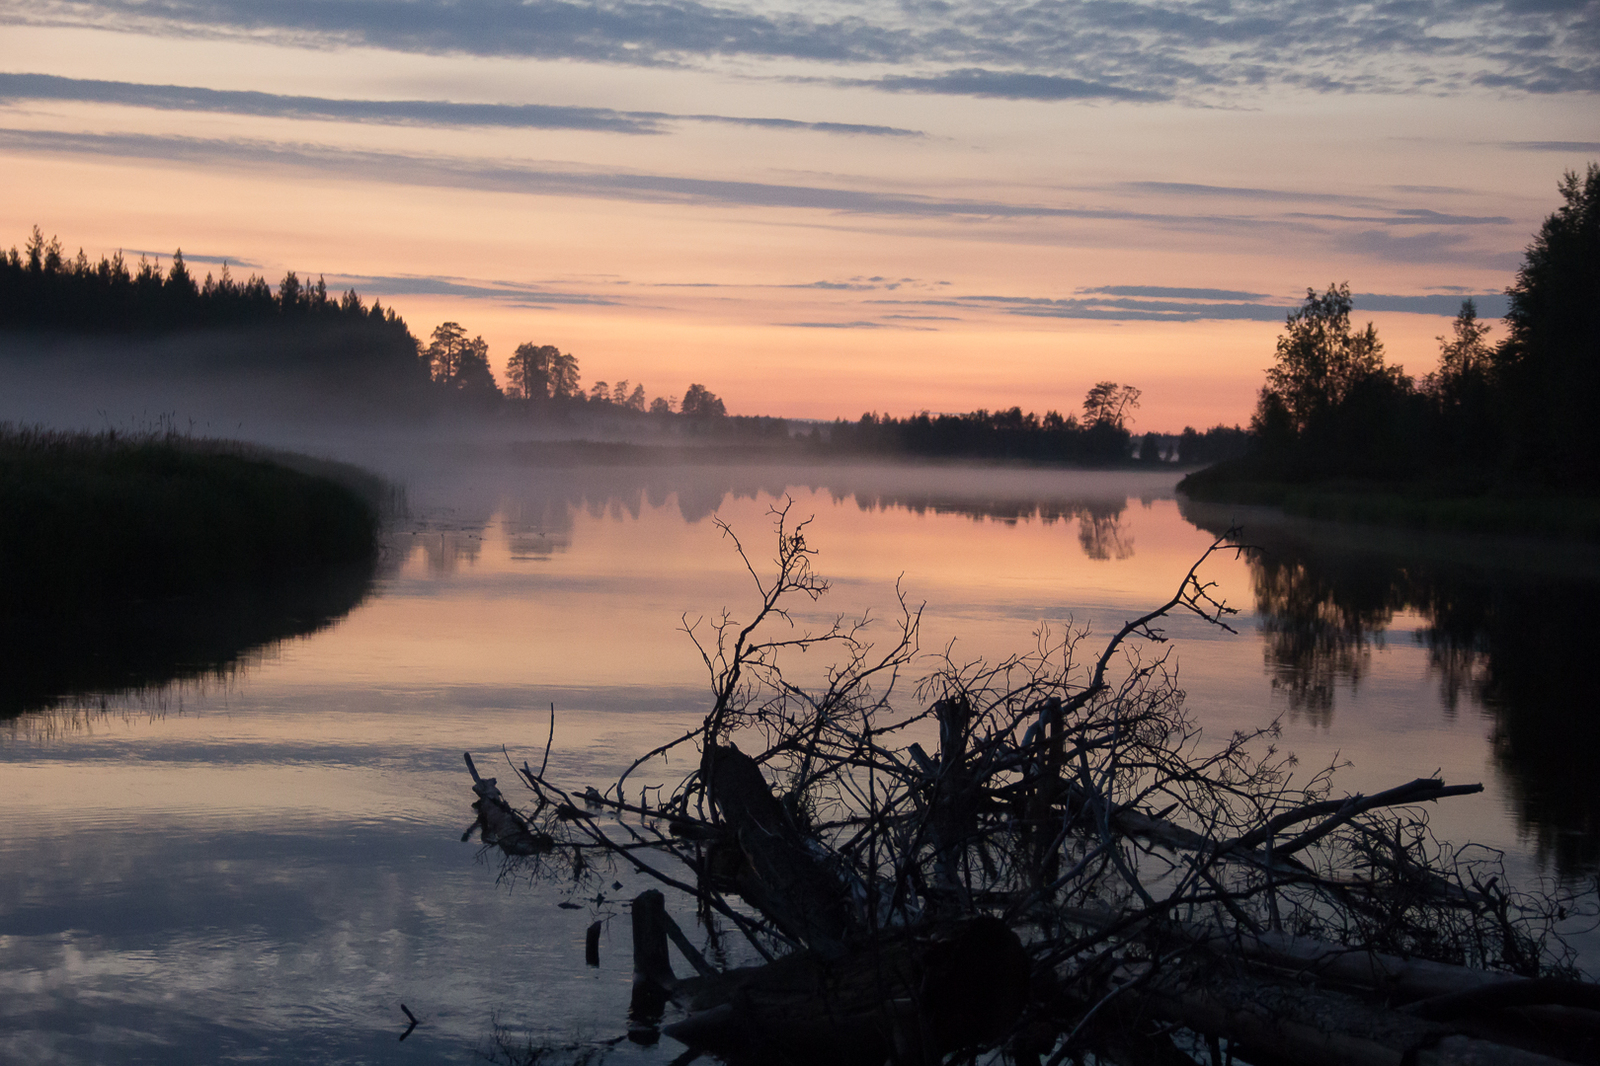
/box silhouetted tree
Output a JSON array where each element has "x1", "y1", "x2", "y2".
[
  {"x1": 626, "y1": 384, "x2": 647, "y2": 411},
  {"x1": 507, "y1": 342, "x2": 556, "y2": 400},
  {"x1": 680, "y1": 383, "x2": 726, "y2": 418},
  {"x1": 1499, "y1": 163, "x2": 1600, "y2": 487},
  {"x1": 1260, "y1": 283, "x2": 1385, "y2": 435},
  {"x1": 425, "y1": 322, "x2": 472, "y2": 383},
  {"x1": 1082, "y1": 382, "x2": 1140, "y2": 429}
]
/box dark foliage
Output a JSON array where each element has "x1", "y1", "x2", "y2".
[
  {"x1": 0, "y1": 558, "x2": 376, "y2": 720},
  {"x1": 1194, "y1": 166, "x2": 1600, "y2": 502},
  {"x1": 1182, "y1": 497, "x2": 1600, "y2": 872},
  {"x1": 0, "y1": 427, "x2": 380, "y2": 616},
  {"x1": 1, "y1": 227, "x2": 416, "y2": 342},
  {"x1": 1500, "y1": 163, "x2": 1600, "y2": 488},
  {"x1": 820, "y1": 406, "x2": 1134, "y2": 464}
]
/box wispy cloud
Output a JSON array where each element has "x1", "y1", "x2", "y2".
[
  {"x1": 0, "y1": 72, "x2": 922, "y2": 137},
  {"x1": 1500, "y1": 141, "x2": 1600, "y2": 152},
  {"x1": 838, "y1": 68, "x2": 1165, "y2": 102},
  {"x1": 6, "y1": 0, "x2": 1591, "y2": 99},
  {"x1": 869, "y1": 287, "x2": 1511, "y2": 322},
  {"x1": 1080, "y1": 285, "x2": 1270, "y2": 300},
  {"x1": 1352, "y1": 292, "x2": 1509, "y2": 317},
  {"x1": 0, "y1": 127, "x2": 1228, "y2": 223},
  {"x1": 778, "y1": 320, "x2": 892, "y2": 328},
  {"x1": 122, "y1": 248, "x2": 260, "y2": 268},
  {"x1": 1286, "y1": 208, "x2": 1512, "y2": 226},
  {"x1": 330, "y1": 273, "x2": 622, "y2": 306}
]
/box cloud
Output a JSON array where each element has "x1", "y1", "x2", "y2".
[
  {"x1": 839, "y1": 68, "x2": 1166, "y2": 102},
  {"x1": 1352, "y1": 292, "x2": 1510, "y2": 317},
  {"x1": 871, "y1": 287, "x2": 1512, "y2": 323},
  {"x1": 0, "y1": 127, "x2": 1226, "y2": 223},
  {"x1": 1286, "y1": 208, "x2": 1512, "y2": 226},
  {"x1": 778, "y1": 320, "x2": 891, "y2": 328},
  {"x1": 1080, "y1": 285, "x2": 1270, "y2": 300},
  {"x1": 1119, "y1": 182, "x2": 1379, "y2": 206},
  {"x1": 1500, "y1": 141, "x2": 1600, "y2": 152},
  {"x1": 1332, "y1": 227, "x2": 1485, "y2": 265},
  {"x1": 330, "y1": 273, "x2": 622, "y2": 306},
  {"x1": 122, "y1": 248, "x2": 261, "y2": 268},
  {"x1": 872, "y1": 293, "x2": 1294, "y2": 322},
  {"x1": 2, "y1": 0, "x2": 1594, "y2": 99},
  {"x1": 0, "y1": 72, "x2": 922, "y2": 137}
]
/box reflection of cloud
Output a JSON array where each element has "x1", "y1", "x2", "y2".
[{"x1": 0, "y1": 72, "x2": 922, "y2": 138}]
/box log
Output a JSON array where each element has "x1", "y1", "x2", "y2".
[
  {"x1": 703, "y1": 744, "x2": 853, "y2": 955},
  {"x1": 630, "y1": 890, "x2": 1029, "y2": 1065},
  {"x1": 463, "y1": 752, "x2": 554, "y2": 857}
]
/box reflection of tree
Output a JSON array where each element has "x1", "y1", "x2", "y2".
[
  {"x1": 484, "y1": 458, "x2": 1150, "y2": 565},
  {"x1": 419, "y1": 528, "x2": 485, "y2": 574},
  {"x1": 1075, "y1": 502, "x2": 1134, "y2": 561},
  {"x1": 502, "y1": 499, "x2": 575, "y2": 560},
  {"x1": 1182, "y1": 498, "x2": 1600, "y2": 872},
  {"x1": 1, "y1": 557, "x2": 378, "y2": 722},
  {"x1": 1250, "y1": 554, "x2": 1399, "y2": 725}
]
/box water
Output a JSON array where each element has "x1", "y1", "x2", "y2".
[{"x1": 3, "y1": 460, "x2": 1597, "y2": 1064}]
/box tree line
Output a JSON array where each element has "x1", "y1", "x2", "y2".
[
  {"x1": 1236, "y1": 164, "x2": 1600, "y2": 492},
  {"x1": 0, "y1": 227, "x2": 413, "y2": 339},
  {"x1": 0, "y1": 226, "x2": 735, "y2": 424},
  {"x1": 417, "y1": 321, "x2": 728, "y2": 419}
]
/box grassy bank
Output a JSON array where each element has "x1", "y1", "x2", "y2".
[
  {"x1": 0, "y1": 426, "x2": 382, "y2": 615},
  {"x1": 1179, "y1": 459, "x2": 1600, "y2": 541}
]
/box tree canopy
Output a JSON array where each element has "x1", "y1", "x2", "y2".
[{"x1": 1500, "y1": 163, "x2": 1600, "y2": 485}]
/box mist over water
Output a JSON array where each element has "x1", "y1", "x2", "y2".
[{"x1": 3, "y1": 344, "x2": 1598, "y2": 1063}]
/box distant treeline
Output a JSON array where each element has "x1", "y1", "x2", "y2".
[
  {"x1": 1185, "y1": 164, "x2": 1600, "y2": 503},
  {"x1": 815, "y1": 383, "x2": 1247, "y2": 467},
  {"x1": 0, "y1": 226, "x2": 743, "y2": 427},
  {"x1": 0, "y1": 228, "x2": 414, "y2": 339}
]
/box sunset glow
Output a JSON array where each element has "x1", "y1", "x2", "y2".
[{"x1": 2, "y1": 2, "x2": 1595, "y2": 426}]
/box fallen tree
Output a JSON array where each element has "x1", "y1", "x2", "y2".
[{"x1": 464, "y1": 504, "x2": 1597, "y2": 1065}]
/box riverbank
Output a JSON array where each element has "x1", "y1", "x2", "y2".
[
  {"x1": 0, "y1": 426, "x2": 385, "y2": 616},
  {"x1": 1178, "y1": 459, "x2": 1600, "y2": 541}
]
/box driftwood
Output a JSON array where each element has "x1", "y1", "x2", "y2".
[
  {"x1": 463, "y1": 507, "x2": 1598, "y2": 1065},
  {"x1": 629, "y1": 887, "x2": 1028, "y2": 1064}
]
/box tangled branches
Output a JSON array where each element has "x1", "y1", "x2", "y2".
[{"x1": 465, "y1": 503, "x2": 1594, "y2": 1065}]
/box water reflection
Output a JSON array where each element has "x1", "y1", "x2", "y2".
[
  {"x1": 1182, "y1": 498, "x2": 1600, "y2": 871},
  {"x1": 0, "y1": 557, "x2": 380, "y2": 724},
  {"x1": 405, "y1": 461, "x2": 1156, "y2": 575}
]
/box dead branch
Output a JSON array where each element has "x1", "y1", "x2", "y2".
[{"x1": 461, "y1": 513, "x2": 1597, "y2": 1065}]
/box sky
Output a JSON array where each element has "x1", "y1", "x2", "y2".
[{"x1": 1, "y1": 0, "x2": 1596, "y2": 428}]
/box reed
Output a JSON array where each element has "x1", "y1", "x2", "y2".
[{"x1": 0, "y1": 425, "x2": 381, "y2": 615}]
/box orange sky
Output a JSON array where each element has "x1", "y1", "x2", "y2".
[{"x1": 2, "y1": 8, "x2": 1595, "y2": 428}]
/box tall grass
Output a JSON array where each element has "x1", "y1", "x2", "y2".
[{"x1": 0, "y1": 425, "x2": 381, "y2": 615}]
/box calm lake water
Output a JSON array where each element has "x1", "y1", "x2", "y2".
[{"x1": 4, "y1": 458, "x2": 1598, "y2": 1064}]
